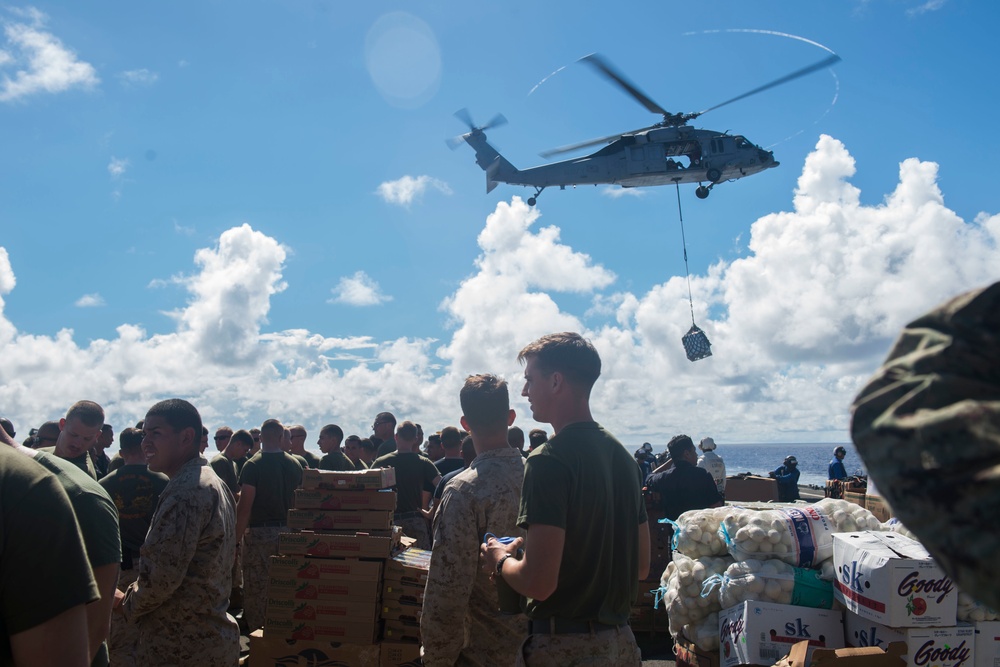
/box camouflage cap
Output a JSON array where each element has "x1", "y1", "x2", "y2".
[{"x1": 851, "y1": 280, "x2": 1000, "y2": 610}]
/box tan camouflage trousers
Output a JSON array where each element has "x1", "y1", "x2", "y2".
[
  {"x1": 109, "y1": 567, "x2": 140, "y2": 667},
  {"x1": 515, "y1": 626, "x2": 642, "y2": 667},
  {"x1": 396, "y1": 516, "x2": 431, "y2": 550},
  {"x1": 242, "y1": 526, "x2": 284, "y2": 633}
]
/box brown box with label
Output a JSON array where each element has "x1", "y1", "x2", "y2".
[
  {"x1": 724, "y1": 475, "x2": 780, "y2": 502},
  {"x1": 383, "y1": 618, "x2": 421, "y2": 644},
  {"x1": 268, "y1": 556, "x2": 383, "y2": 582},
  {"x1": 294, "y1": 488, "x2": 398, "y2": 511},
  {"x1": 268, "y1": 575, "x2": 382, "y2": 602},
  {"x1": 265, "y1": 597, "x2": 379, "y2": 624},
  {"x1": 287, "y1": 509, "x2": 394, "y2": 532},
  {"x1": 384, "y1": 547, "x2": 432, "y2": 587},
  {"x1": 845, "y1": 491, "x2": 867, "y2": 508},
  {"x1": 301, "y1": 467, "x2": 396, "y2": 490},
  {"x1": 263, "y1": 616, "x2": 379, "y2": 645},
  {"x1": 380, "y1": 641, "x2": 422, "y2": 666},
  {"x1": 248, "y1": 629, "x2": 379, "y2": 667},
  {"x1": 278, "y1": 528, "x2": 400, "y2": 559},
  {"x1": 864, "y1": 495, "x2": 893, "y2": 522}
]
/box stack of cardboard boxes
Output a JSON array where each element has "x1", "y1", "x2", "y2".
[
  {"x1": 677, "y1": 530, "x2": 993, "y2": 667},
  {"x1": 247, "y1": 467, "x2": 430, "y2": 667},
  {"x1": 382, "y1": 547, "x2": 432, "y2": 646},
  {"x1": 834, "y1": 532, "x2": 988, "y2": 667}
]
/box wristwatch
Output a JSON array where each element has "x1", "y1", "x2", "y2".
[{"x1": 496, "y1": 553, "x2": 514, "y2": 575}]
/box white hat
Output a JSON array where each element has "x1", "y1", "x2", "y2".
[{"x1": 699, "y1": 437, "x2": 717, "y2": 451}]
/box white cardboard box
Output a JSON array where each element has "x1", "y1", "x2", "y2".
[
  {"x1": 719, "y1": 601, "x2": 844, "y2": 667},
  {"x1": 974, "y1": 620, "x2": 1000, "y2": 667},
  {"x1": 833, "y1": 532, "x2": 958, "y2": 627},
  {"x1": 844, "y1": 610, "x2": 974, "y2": 667}
]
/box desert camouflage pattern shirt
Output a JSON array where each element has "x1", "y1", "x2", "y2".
[
  {"x1": 122, "y1": 457, "x2": 240, "y2": 666},
  {"x1": 422, "y1": 446, "x2": 526, "y2": 667}
]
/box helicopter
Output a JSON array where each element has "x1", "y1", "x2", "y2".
[{"x1": 449, "y1": 52, "x2": 841, "y2": 204}]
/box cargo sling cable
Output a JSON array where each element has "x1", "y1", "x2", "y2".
[{"x1": 674, "y1": 180, "x2": 712, "y2": 361}]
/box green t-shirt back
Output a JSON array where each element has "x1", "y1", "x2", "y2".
[{"x1": 239, "y1": 451, "x2": 303, "y2": 525}]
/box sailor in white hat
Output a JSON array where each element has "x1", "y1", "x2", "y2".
[{"x1": 697, "y1": 437, "x2": 726, "y2": 496}]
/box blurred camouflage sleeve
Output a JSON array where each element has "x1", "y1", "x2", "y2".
[{"x1": 421, "y1": 483, "x2": 479, "y2": 666}]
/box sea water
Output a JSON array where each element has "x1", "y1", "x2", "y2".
[{"x1": 642, "y1": 441, "x2": 865, "y2": 487}]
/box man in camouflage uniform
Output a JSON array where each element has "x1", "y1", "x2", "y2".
[
  {"x1": 422, "y1": 374, "x2": 526, "y2": 667},
  {"x1": 100, "y1": 427, "x2": 169, "y2": 667},
  {"x1": 235, "y1": 418, "x2": 304, "y2": 633},
  {"x1": 117, "y1": 399, "x2": 239, "y2": 667}
]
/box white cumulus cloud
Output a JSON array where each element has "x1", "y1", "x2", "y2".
[
  {"x1": 328, "y1": 271, "x2": 392, "y2": 306},
  {"x1": 74, "y1": 293, "x2": 105, "y2": 308},
  {"x1": 376, "y1": 175, "x2": 452, "y2": 208},
  {"x1": 0, "y1": 7, "x2": 99, "y2": 103},
  {"x1": 0, "y1": 135, "x2": 996, "y2": 446}
]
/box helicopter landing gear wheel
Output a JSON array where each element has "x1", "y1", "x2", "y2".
[
  {"x1": 695, "y1": 186, "x2": 710, "y2": 199},
  {"x1": 527, "y1": 197, "x2": 536, "y2": 207},
  {"x1": 526, "y1": 186, "x2": 545, "y2": 207},
  {"x1": 707, "y1": 168, "x2": 721, "y2": 183}
]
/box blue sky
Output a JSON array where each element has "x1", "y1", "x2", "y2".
[{"x1": 1, "y1": 0, "x2": 998, "y2": 446}]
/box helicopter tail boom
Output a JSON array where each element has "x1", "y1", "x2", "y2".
[{"x1": 462, "y1": 130, "x2": 518, "y2": 193}]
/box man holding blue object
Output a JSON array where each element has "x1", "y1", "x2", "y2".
[
  {"x1": 481, "y1": 332, "x2": 649, "y2": 667},
  {"x1": 422, "y1": 374, "x2": 525, "y2": 666}
]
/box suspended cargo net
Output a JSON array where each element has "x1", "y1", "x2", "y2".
[{"x1": 675, "y1": 182, "x2": 712, "y2": 362}]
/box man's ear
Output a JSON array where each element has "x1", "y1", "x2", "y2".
[
  {"x1": 507, "y1": 409, "x2": 516, "y2": 427},
  {"x1": 460, "y1": 415, "x2": 470, "y2": 433}
]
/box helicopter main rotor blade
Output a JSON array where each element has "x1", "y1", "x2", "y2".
[
  {"x1": 454, "y1": 108, "x2": 476, "y2": 130},
  {"x1": 579, "y1": 53, "x2": 672, "y2": 118},
  {"x1": 695, "y1": 53, "x2": 842, "y2": 117},
  {"x1": 539, "y1": 123, "x2": 659, "y2": 159}
]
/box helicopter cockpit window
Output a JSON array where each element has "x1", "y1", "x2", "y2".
[{"x1": 735, "y1": 136, "x2": 748, "y2": 149}]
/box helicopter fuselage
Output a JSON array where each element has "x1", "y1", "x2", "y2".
[{"x1": 464, "y1": 125, "x2": 778, "y2": 199}]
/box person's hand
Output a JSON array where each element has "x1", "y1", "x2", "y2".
[
  {"x1": 768, "y1": 471, "x2": 776, "y2": 478},
  {"x1": 112, "y1": 588, "x2": 126, "y2": 615},
  {"x1": 479, "y1": 536, "x2": 523, "y2": 580}
]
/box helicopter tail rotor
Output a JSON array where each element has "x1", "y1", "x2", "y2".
[{"x1": 447, "y1": 109, "x2": 508, "y2": 149}]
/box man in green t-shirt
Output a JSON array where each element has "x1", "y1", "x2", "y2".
[
  {"x1": 41, "y1": 400, "x2": 103, "y2": 480},
  {"x1": 481, "y1": 332, "x2": 650, "y2": 666},
  {"x1": 1, "y1": 426, "x2": 98, "y2": 667},
  {"x1": 235, "y1": 418, "x2": 304, "y2": 633},
  {"x1": 371, "y1": 420, "x2": 441, "y2": 549},
  {"x1": 289, "y1": 424, "x2": 321, "y2": 468},
  {"x1": 317, "y1": 423, "x2": 355, "y2": 471}
]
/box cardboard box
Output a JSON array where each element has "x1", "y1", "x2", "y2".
[
  {"x1": 383, "y1": 618, "x2": 421, "y2": 643},
  {"x1": 833, "y1": 532, "x2": 957, "y2": 627},
  {"x1": 845, "y1": 611, "x2": 974, "y2": 667},
  {"x1": 262, "y1": 616, "x2": 379, "y2": 645},
  {"x1": 279, "y1": 529, "x2": 400, "y2": 559},
  {"x1": 294, "y1": 488, "x2": 398, "y2": 511},
  {"x1": 269, "y1": 556, "x2": 384, "y2": 582},
  {"x1": 287, "y1": 509, "x2": 394, "y2": 532},
  {"x1": 381, "y1": 596, "x2": 422, "y2": 623},
  {"x1": 864, "y1": 495, "x2": 893, "y2": 523},
  {"x1": 383, "y1": 580, "x2": 425, "y2": 605},
  {"x1": 268, "y1": 575, "x2": 381, "y2": 602},
  {"x1": 248, "y1": 629, "x2": 379, "y2": 667},
  {"x1": 265, "y1": 597, "x2": 379, "y2": 623},
  {"x1": 781, "y1": 640, "x2": 906, "y2": 667},
  {"x1": 675, "y1": 639, "x2": 721, "y2": 667},
  {"x1": 724, "y1": 475, "x2": 780, "y2": 502},
  {"x1": 718, "y1": 600, "x2": 845, "y2": 667},
  {"x1": 381, "y1": 641, "x2": 422, "y2": 666},
  {"x1": 301, "y1": 467, "x2": 396, "y2": 490},
  {"x1": 974, "y1": 620, "x2": 1000, "y2": 667},
  {"x1": 845, "y1": 492, "x2": 867, "y2": 508},
  {"x1": 384, "y1": 548, "x2": 432, "y2": 586}
]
